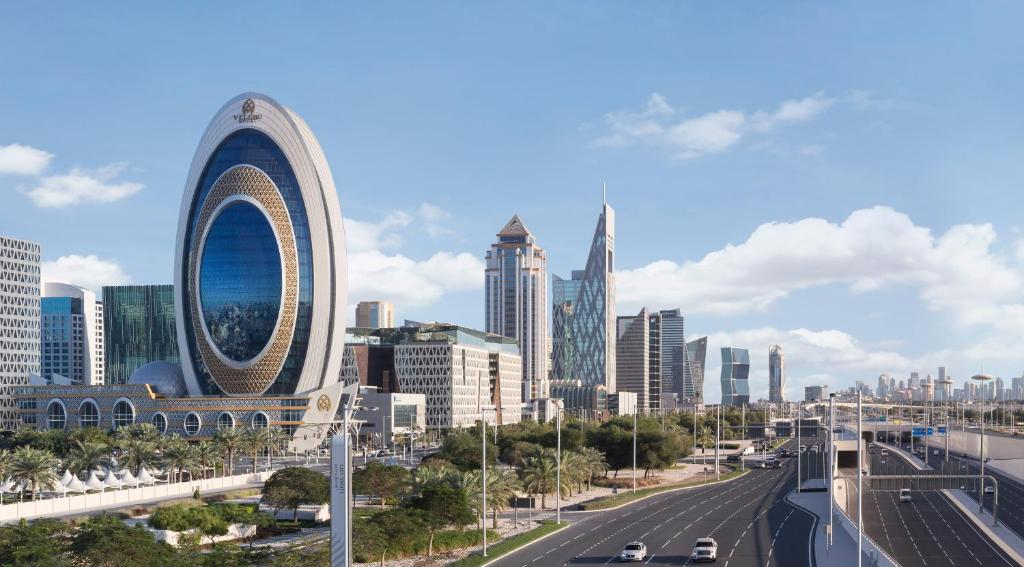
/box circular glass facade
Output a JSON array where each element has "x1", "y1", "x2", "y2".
[
  {"x1": 199, "y1": 201, "x2": 283, "y2": 362},
  {"x1": 78, "y1": 400, "x2": 99, "y2": 428}
]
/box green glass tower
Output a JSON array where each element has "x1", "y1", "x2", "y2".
[{"x1": 102, "y1": 285, "x2": 179, "y2": 384}]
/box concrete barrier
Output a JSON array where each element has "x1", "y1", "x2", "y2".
[{"x1": 0, "y1": 471, "x2": 272, "y2": 524}]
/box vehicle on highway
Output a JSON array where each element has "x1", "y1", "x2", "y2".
[
  {"x1": 985, "y1": 485, "x2": 995, "y2": 494},
  {"x1": 899, "y1": 488, "x2": 912, "y2": 502},
  {"x1": 620, "y1": 541, "x2": 647, "y2": 562},
  {"x1": 810, "y1": 444, "x2": 819, "y2": 452},
  {"x1": 861, "y1": 468, "x2": 870, "y2": 477},
  {"x1": 881, "y1": 449, "x2": 888, "y2": 456},
  {"x1": 727, "y1": 454, "x2": 741, "y2": 463},
  {"x1": 691, "y1": 537, "x2": 718, "y2": 563},
  {"x1": 768, "y1": 458, "x2": 782, "y2": 469},
  {"x1": 799, "y1": 445, "x2": 807, "y2": 452}
]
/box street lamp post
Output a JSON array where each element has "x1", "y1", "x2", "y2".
[
  {"x1": 857, "y1": 391, "x2": 863, "y2": 567},
  {"x1": 972, "y1": 374, "x2": 993, "y2": 513},
  {"x1": 797, "y1": 402, "x2": 802, "y2": 493},
  {"x1": 741, "y1": 403, "x2": 746, "y2": 472},
  {"x1": 555, "y1": 400, "x2": 564, "y2": 525},
  {"x1": 480, "y1": 406, "x2": 496, "y2": 557},
  {"x1": 632, "y1": 410, "x2": 638, "y2": 494},
  {"x1": 829, "y1": 393, "x2": 835, "y2": 549},
  {"x1": 939, "y1": 379, "x2": 953, "y2": 464},
  {"x1": 715, "y1": 403, "x2": 721, "y2": 481}
]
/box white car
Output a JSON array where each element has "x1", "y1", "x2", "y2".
[
  {"x1": 691, "y1": 537, "x2": 718, "y2": 562},
  {"x1": 899, "y1": 488, "x2": 912, "y2": 502},
  {"x1": 620, "y1": 541, "x2": 647, "y2": 562},
  {"x1": 984, "y1": 485, "x2": 995, "y2": 494}
]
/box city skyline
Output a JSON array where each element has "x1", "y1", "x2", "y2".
[{"x1": 4, "y1": 3, "x2": 1024, "y2": 402}]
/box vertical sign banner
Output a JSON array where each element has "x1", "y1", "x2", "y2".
[{"x1": 331, "y1": 424, "x2": 349, "y2": 566}]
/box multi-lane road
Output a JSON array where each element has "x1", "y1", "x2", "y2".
[
  {"x1": 491, "y1": 436, "x2": 822, "y2": 567},
  {"x1": 855, "y1": 444, "x2": 1018, "y2": 566}
]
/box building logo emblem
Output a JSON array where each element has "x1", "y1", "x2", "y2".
[
  {"x1": 233, "y1": 98, "x2": 262, "y2": 123},
  {"x1": 317, "y1": 394, "x2": 331, "y2": 413}
]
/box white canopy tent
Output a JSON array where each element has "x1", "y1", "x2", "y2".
[{"x1": 84, "y1": 472, "x2": 105, "y2": 491}]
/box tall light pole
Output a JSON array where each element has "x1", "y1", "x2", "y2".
[
  {"x1": 857, "y1": 391, "x2": 863, "y2": 567},
  {"x1": 939, "y1": 379, "x2": 953, "y2": 464},
  {"x1": 480, "y1": 407, "x2": 495, "y2": 557},
  {"x1": 741, "y1": 403, "x2": 746, "y2": 472},
  {"x1": 555, "y1": 400, "x2": 564, "y2": 525},
  {"x1": 632, "y1": 410, "x2": 638, "y2": 494},
  {"x1": 332, "y1": 383, "x2": 371, "y2": 567},
  {"x1": 829, "y1": 393, "x2": 835, "y2": 549},
  {"x1": 972, "y1": 374, "x2": 993, "y2": 513},
  {"x1": 797, "y1": 401, "x2": 802, "y2": 493},
  {"x1": 715, "y1": 403, "x2": 721, "y2": 481}
]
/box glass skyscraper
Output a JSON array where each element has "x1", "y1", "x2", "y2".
[
  {"x1": 686, "y1": 336, "x2": 707, "y2": 405},
  {"x1": 484, "y1": 215, "x2": 548, "y2": 403},
  {"x1": 768, "y1": 344, "x2": 786, "y2": 403},
  {"x1": 720, "y1": 347, "x2": 750, "y2": 406},
  {"x1": 551, "y1": 200, "x2": 616, "y2": 392},
  {"x1": 102, "y1": 285, "x2": 179, "y2": 384}
]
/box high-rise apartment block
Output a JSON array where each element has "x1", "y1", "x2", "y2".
[
  {"x1": 551, "y1": 200, "x2": 616, "y2": 393},
  {"x1": 485, "y1": 215, "x2": 548, "y2": 404},
  {"x1": 616, "y1": 308, "x2": 690, "y2": 412},
  {"x1": 805, "y1": 385, "x2": 828, "y2": 401},
  {"x1": 768, "y1": 344, "x2": 786, "y2": 403},
  {"x1": 0, "y1": 236, "x2": 40, "y2": 431},
  {"x1": 102, "y1": 284, "x2": 178, "y2": 384},
  {"x1": 720, "y1": 347, "x2": 750, "y2": 406},
  {"x1": 355, "y1": 300, "x2": 394, "y2": 329},
  {"x1": 41, "y1": 282, "x2": 104, "y2": 386},
  {"x1": 616, "y1": 308, "x2": 651, "y2": 410}
]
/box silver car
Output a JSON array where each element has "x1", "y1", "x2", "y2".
[
  {"x1": 691, "y1": 537, "x2": 718, "y2": 562},
  {"x1": 620, "y1": 541, "x2": 647, "y2": 562}
]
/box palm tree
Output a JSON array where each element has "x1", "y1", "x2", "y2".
[
  {"x1": 0, "y1": 449, "x2": 11, "y2": 480},
  {"x1": 698, "y1": 426, "x2": 715, "y2": 456},
  {"x1": 162, "y1": 441, "x2": 195, "y2": 483},
  {"x1": 412, "y1": 460, "x2": 454, "y2": 491},
  {"x1": 121, "y1": 437, "x2": 157, "y2": 477},
  {"x1": 66, "y1": 439, "x2": 109, "y2": 476},
  {"x1": 520, "y1": 451, "x2": 557, "y2": 508},
  {"x1": 10, "y1": 446, "x2": 58, "y2": 500},
  {"x1": 486, "y1": 468, "x2": 521, "y2": 529},
  {"x1": 577, "y1": 446, "x2": 608, "y2": 490},
  {"x1": 194, "y1": 441, "x2": 221, "y2": 479},
  {"x1": 264, "y1": 427, "x2": 290, "y2": 468},
  {"x1": 561, "y1": 452, "x2": 587, "y2": 495},
  {"x1": 242, "y1": 427, "x2": 268, "y2": 473},
  {"x1": 213, "y1": 426, "x2": 244, "y2": 475}
]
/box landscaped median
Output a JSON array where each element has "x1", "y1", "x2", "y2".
[
  {"x1": 449, "y1": 520, "x2": 568, "y2": 567},
  {"x1": 578, "y1": 465, "x2": 747, "y2": 511}
]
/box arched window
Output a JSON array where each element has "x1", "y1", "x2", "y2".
[
  {"x1": 251, "y1": 412, "x2": 269, "y2": 429},
  {"x1": 217, "y1": 412, "x2": 235, "y2": 430},
  {"x1": 184, "y1": 412, "x2": 202, "y2": 436},
  {"x1": 78, "y1": 400, "x2": 100, "y2": 428},
  {"x1": 151, "y1": 412, "x2": 168, "y2": 434},
  {"x1": 47, "y1": 401, "x2": 66, "y2": 430},
  {"x1": 112, "y1": 399, "x2": 135, "y2": 429}
]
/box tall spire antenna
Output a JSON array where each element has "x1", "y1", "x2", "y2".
[{"x1": 603, "y1": 181, "x2": 607, "y2": 204}]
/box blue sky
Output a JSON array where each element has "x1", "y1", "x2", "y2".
[{"x1": 3, "y1": 2, "x2": 1024, "y2": 402}]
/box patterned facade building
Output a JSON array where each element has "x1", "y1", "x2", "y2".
[
  {"x1": 0, "y1": 236, "x2": 40, "y2": 431},
  {"x1": 485, "y1": 215, "x2": 548, "y2": 405},
  {"x1": 551, "y1": 200, "x2": 616, "y2": 393},
  {"x1": 616, "y1": 308, "x2": 650, "y2": 410},
  {"x1": 17, "y1": 93, "x2": 349, "y2": 450}
]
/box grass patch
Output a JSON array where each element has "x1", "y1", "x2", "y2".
[
  {"x1": 449, "y1": 521, "x2": 567, "y2": 567},
  {"x1": 579, "y1": 466, "x2": 747, "y2": 511}
]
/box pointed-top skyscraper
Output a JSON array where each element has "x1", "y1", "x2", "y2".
[
  {"x1": 552, "y1": 198, "x2": 616, "y2": 393},
  {"x1": 485, "y1": 214, "x2": 548, "y2": 405}
]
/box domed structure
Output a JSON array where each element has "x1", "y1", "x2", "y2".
[
  {"x1": 127, "y1": 361, "x2": 187, "y2": 398},
  {"x1": 174, "y1": 93, "x2": 348, "y2": 398}
]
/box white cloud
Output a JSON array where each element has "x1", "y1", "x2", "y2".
[
  {"x1": 618, "y1": 206, "x2": 1022, "y2": 328},
  {"x1": 24, "y1": 162, "x2": 143, "y2": 207},
  {"x1": 594, "y1": 92, "x2": 837, "y2": 159},
  {"x1": 0, "y1": 143, "x2": 53, "y2": 175},
  {"x1": 344, "y1": 206, "x2": 481, "y2": 309},
  {"x1": 348, "y1": 250, "x2": 483, "y2": 307},
  {"x1": 41, "y1": 254, "x2": 132, "y2": 292}
]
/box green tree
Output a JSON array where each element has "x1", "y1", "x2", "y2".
[
  {"x1": 577, "y1": 446, "x2": 608, "y2": 489},
  {"x1": 213, "y1": 426, "x2": 244, "y2": 475},
  {"x1": 242, "y1": 427, "x2": 268, "y2": 473},
  {"x1": 698, "y1": 426, "x2": 715, "y2": 454},
  {"x1": 484, "y1": 468, "x2": 520, "y2": 529},
  {"x1": 407, "y1": 482, "x2": 475, "y2": 557},
  {"x1": 162, "y1": 440, "x2": 196, "y2": 483},
  {"x1": 66, "y1": 439, "x2": 109, "y2": 477},
  {"x1": 70, "y1": 514, "x2": 177, "y2": 567},
  {"x1": 437, "y1": 428, "x2": 497, "y2": 471},
  {"x1": 194, "y1": 441, "x2": 221, "y2": 479},
  {"x1": 261, "y1": 467, "x2": 329, "y2": 523},
  {"x1": 264, "y1": 427, "x2": 290, "y2": 468},
  {"x1": 587, "y1": 420, "x2": 632, "y2": 475},
  {"x1": 120, "y1": 437, "x2": 157, "y2": 477},
  {"x1": 356, "y1": 508, "x2": 426, "y2": 566},
  {"x1": 412, "y1": 459, "x2": 454, "y2": 491},
  {"x1": 0, "y1": 519, "x2": 71, "y2": 566},
  {"x1": 11, "y1": 446, "x2": 58, "y2": 499},
  {"x1": 352, "y1": 461, "x2": 410, "y2": 507},
  {"x1": 519, "y1": 450, "x2": 557, "y2": 508},
  {"x1": 500, "y1": 440, "x2": 543, "y2": 468}
]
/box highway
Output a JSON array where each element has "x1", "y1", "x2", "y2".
[
  {"x1": 854, "y1": 444, "x2": 1018, "y2": 566},
  {"x1": 489, "y1": 436, "x2": 821, "y2": 567},
  {"x1": 943, "y1": 451, "x2": 1024, "y2": 541}
]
